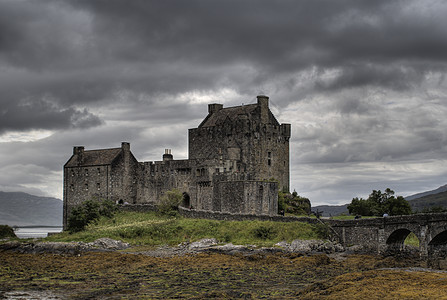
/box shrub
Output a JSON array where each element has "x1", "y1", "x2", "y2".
[
  {"x1": 157, "y1": 189, "x2": 183, "y2": 216},
  {"x1": 253, "y1": 225, "x2": 276, "y2": 240},
  {"x1": 0, "y1": 225, "x2": 17, "y2": 239},
  {"x1": 67, "y1": 198, "x2": 117, "y2": 233}
]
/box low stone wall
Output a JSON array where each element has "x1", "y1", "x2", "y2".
[
  {"x1": 178, "y1": 206, "x2": 319, "y2": 224},
  {"x1": 118, "y1": 204, "x2": 157, "y2": 213}
]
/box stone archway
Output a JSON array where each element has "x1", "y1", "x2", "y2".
[{"x1": 182, "y1": 192, "x2": 191, "y2": 208}]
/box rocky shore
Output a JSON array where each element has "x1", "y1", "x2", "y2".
[{"x1": 0, "y1": 237, "x2": 347, "y2": 257}]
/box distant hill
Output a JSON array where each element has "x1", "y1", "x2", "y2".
[
  {"x1": 313, "y1": 184, "x2": 447, "y2": 217},
  {"x1": 0, "y1": 191, "x2": 62, "y2": 226},
  {"x1": 312, "y1": 204, "x2": 349, "y2": 217},
  {"x1": 405, "y1": 184, "x2": 447, "y2": 201},
  {"x1": 407, "y1": 190, "x2": 447, "y2": 213}
]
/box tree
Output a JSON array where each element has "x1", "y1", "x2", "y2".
[
  {"x1": 67, "y1": 198, "x2": 117, "y2": 233},
  {"x1": 278, "y1": 190, "x2": 311, "y2": 216},
  {"x1": 347, "y1": 197, "x2": 374, "y2": 216},
  {"x1": 348, "y1": 188, "x2": 412, "y2": 217},
  {"x1": 385, "y1": 196, "x2": 412, "y2": 216}
]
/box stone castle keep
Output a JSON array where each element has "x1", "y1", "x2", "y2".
[{"x1": 63, "y1": 95, "x2": 291, "y2": 227}]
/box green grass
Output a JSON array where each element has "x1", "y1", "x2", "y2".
[
  {"x1": 404, "y1": 232, "x2": 420, "y2": 247},
  {"x1": 46, "y1": 211, "x2": 325, "y2": 247}
]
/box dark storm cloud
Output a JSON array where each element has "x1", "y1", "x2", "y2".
[
  {"x1": 1, "y1": 0, "x2": 446, "y2": 127},
  {"x1": 66, "y1": 0, "x2": 447, "y2": 87},
  {"x1": 1, "y1": 0, "x2": 447, "y2": 203},
  {"x1": 0, "y1": 98, "x2": 102, "y2": 134}
]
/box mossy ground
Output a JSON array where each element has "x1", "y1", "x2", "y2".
[
  {"x1": 0, "y1": 251, "x2": 444, "y2": 299},
  {"x1": 46, "y1": 211, "x2": 323, "y2": 247}
]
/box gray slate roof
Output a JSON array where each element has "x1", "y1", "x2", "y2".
[
  {"x1": 65, "y1": 148, "x2": 122, "y2": 167},
  {"x1": 199, "y1": 104, "x2": 279, "y2": 128}
]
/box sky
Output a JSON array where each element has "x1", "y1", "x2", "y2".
[{"x1": 1, "y1": 0, "x2": 447, "y2": 206}]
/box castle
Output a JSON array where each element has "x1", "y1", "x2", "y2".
[{"x1": 63, "y1": 95, "x2": 291, "y2": 227}]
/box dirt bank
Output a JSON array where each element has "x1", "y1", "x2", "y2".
[{"x1": 2, "y1": 240, "x2": 444, "y2": 299}]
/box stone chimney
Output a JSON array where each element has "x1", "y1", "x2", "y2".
[
  {"x1": 257, "y1": 95, "x2": 269, "y2": 124},
  {"x1": 208, "y1": 103, "x2": 223, "y2": 114},
  {"x1": 163, "y1": 149, "x2": 173, "y2": 161},
  {"x1": 73, "y1": 146, "x2": 84, "y2": 165},
  {"x1": 121, "y1": 142, "x2": 130, "y2": 152}
]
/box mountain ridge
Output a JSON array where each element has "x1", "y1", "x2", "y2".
[
  {"x1": 314, "y1": 184, "x2": 447, "y2": 216},
  {"x1": 0, "y1": 191, "x2": 62, "y2": 227},
  {"x1": 405, "y1": 184, "x2": 447, "y2": 201}
]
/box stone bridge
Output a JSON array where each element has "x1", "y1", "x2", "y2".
[{"x1": 327, "y1": 213, "x2": 447, "y2": 260}]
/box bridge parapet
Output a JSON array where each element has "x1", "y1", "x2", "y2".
[{"x1": 325, "y1": 213, "x2": 447, "y2": 260}]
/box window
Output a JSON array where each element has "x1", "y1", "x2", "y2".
[
  {"x1": 97, "y1": 168, "x2": 101, "y2": 175},
  {"x1": 97, "y1": 183, "x2": 100, "y2": 190},
  {"x1": 85, "y1": 169, "x2": 89, "y2": 176},
  {"x1": 85, "y1": 184, "x2": 89, "y2": 191},
  {"x1": 268, "y1": 152, "x2": 272, "y2": 166},
  {"x1": 70, "y1": 184, "x2": 74, "y2": 191}
]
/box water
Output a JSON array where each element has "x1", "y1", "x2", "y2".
[{"x1": 14, "y1": 226, "x2": 63, "y2": 239}]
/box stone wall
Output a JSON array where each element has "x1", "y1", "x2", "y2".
[{"x1": 178, "y1": 206, "x2": 319, "y2": 224}]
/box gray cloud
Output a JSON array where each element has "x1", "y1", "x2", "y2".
[{"x1": 1, "y1": 0, "x2": 447, "y2": 204}]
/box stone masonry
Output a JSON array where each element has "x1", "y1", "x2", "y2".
[{"x1": 63, "y1": 95, "x2": 291, "y2": 228}]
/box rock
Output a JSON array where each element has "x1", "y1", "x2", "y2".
[
  {"x1": 87, "y1": 238, "x2": 130, "y2": 250},
  {"x1": 187, "y1": 238, "x2": 218, "y2": 249},
  {"x1": 275, "y1": 239, "x2": 344, "y2": 254}
]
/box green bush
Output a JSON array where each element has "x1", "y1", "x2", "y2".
[
  {"x1": 253, "y1": 225, "x2": 276, "y2": 240},
  {"x1": 67, "y1": 198, "x2": 117, "y2": 233},
  {"x1": 0, "y1": 225, "x2": 17, "y2": 239},
  {"x1": 157, "y1": 189, "x2": 183, "y2": 216}
]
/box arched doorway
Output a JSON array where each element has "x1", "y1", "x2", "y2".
[{"x1": 182, "y1": 192, "x2": 191, "y2": 208}]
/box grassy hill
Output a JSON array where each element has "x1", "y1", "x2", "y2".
[
  {"x1": 408, "y1": 190, "x2": 447, "y2": 212},
  {"x1": 47, "y1": 211, "x2": 325, "y2": 246},
  {"x1": 0, "y1": 191, "x2": 62, "y2": 226}
]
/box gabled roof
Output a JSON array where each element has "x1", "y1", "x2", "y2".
[
  {"x1": 199, "y1": 103, "x2": 280, "y2": 128},
  {"x1": 199, "y1": 104, "x2": 258, "y2": 128},
  {"x1": 64, "y1": 148, "x2": 122, "y2": 167}
]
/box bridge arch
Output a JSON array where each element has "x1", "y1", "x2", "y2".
[
  {"x1": 428, "y1": 230, "x2": 447, "y2": 258},
  {"x1": 385, "y1": 228, "x2": 420, "y2": 254}
]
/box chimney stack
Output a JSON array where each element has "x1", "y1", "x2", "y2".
[
  {"x1": 163, "y1": 149, "x2": 173, "y2": 161},
  {"x1": 257, "y1": 95, "x2": 269, "y2": 124},
  {"x1": 208, "y1": 103, "x2": 223, "y2": 114},
  {"x1": 73, "y1": 146, "x2": 84, "y2": 165}
]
